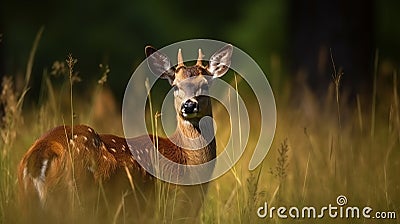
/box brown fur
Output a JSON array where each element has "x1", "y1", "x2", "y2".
[{"x1": 17, "y1": 45, "x2": 232, "y2": 223}]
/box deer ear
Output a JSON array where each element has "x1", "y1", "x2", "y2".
[
  {"x1": 208, "y1": 44, "x2": 233, "y2": 78},
  {"x1": 145, "y1": 46, "x2": 175, "y2": 85}
]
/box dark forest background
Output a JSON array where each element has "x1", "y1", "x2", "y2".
[{"x1": 0, "y1": 0, "x2": 399, "y2": 103}]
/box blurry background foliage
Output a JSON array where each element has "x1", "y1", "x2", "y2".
[
  {"x1": 1, "y1": 1, "x2": 400, "y2": 223},
  {"x1": 0, "y1": 0, "x2": 399, "y2": 103}
]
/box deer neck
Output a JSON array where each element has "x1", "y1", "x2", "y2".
[{"x1": 171, "y1": 114, "x2": 216, "y2": 165}]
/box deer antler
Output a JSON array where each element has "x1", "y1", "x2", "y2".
[
  {"x1": 177, "y1": 49, "x2": 184, "y2": 68},
  {"x1": 196, "y1": 49, "x2": 204, "y2": 66}
]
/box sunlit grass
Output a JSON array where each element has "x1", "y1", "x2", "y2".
[{"x1": 1, "y1": 32, "x2": 399, "y2": 223}]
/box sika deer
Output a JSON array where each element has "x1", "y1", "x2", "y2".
[{"x1": 18, "y1": 44, "x2": 233, "y2": 223}]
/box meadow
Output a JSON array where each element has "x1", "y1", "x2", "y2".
[{"x1": 1, "y1": 32, "x2": 399, "y2": 223}]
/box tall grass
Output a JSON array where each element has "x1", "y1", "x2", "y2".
[
  {"x1": 1, "y1": 33, "x2": 399, "y2": 223},
  {"x1": 0, "y1": 27, "x2": 43, "y2": 223}
]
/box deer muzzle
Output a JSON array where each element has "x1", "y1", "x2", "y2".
[{"x1": 181, "y1": 99, "x2": 199, "y2": 118}]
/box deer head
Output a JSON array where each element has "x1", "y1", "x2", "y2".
[{"x1": 145, "y1": 45, "x2": 233, "y2": 125}]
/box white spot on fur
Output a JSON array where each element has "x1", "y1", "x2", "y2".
[
  {"x1": 83, "y1": 136, "x2": 88, "y2": 141},
  {"x1": 69, "y1": 139, "x2": 75, "y2": 147},
  {"x1": 40, "y1": 159, "x2": 48, "y2": 180},
  {"x1": 73, "y1": 134, "x2": 78, "y2": 139},
  {"x1": 122, "y1": 145, "x2": 126, "y2": 151},
  {"x1": 30, "y1": 159, "x2": 49, "y2": 207},
  {"x1": 111, "y1": 139, "x2": 116, "y2": 143},
  {"x1": 110, "y1": 148, "x2": 117, "y2": 153},
  {"x1": 102, "y1": 155, "x2": 108, "y2": 161},
  {"x1": 88, "y1": 128, "x2": 93, "y2": 133}
]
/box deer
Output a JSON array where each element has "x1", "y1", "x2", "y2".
[{"x1": 17, "y1": 44, "x2": 233, "y2": 223}]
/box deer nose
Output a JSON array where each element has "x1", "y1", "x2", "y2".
[{"x1": 181, "y1": 99, "x2": 198, "y2": 115}]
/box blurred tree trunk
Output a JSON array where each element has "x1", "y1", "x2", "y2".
[{"x1": 289, "y1": 0, "x2": 374, "y2": 100}]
